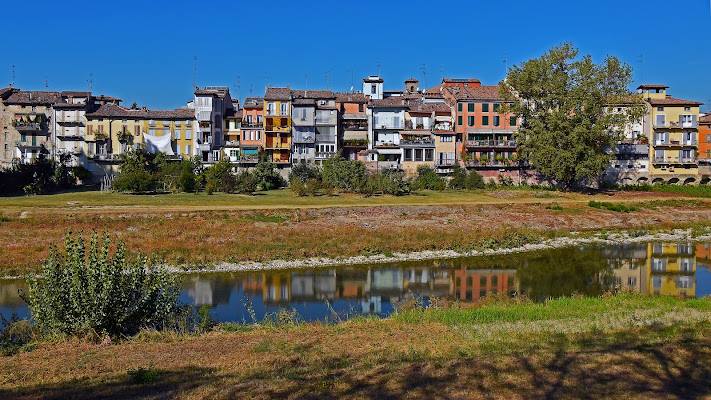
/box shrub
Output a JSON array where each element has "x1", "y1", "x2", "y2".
[
  {"x1": 448, "y1": 165, "x2": 467, "y2": 190},
  {"x1": 304, "y1": 178, "x2": 321, "y2": 196},
  {"x1": 378, "y1": 170, "x2": 410, "y2": 196},
  {"x1": 205, "y1": 179, "x2": 217, "y2": 195},
  {"x1": 413, "y1": 165, "x2": 445, "y2": 191},
  {"x1": 289, "y1": 163, "x2": 320, "y2": 184},
  {"x1": 253, "y1": 154, "x2": 285, "y2": 191},
  {"x1": 290, "y1": 178, "x2": 307, "y2": 196},
  {"x1": 321, "y1": 154, "x2": 367, "y2": 193},
  {"x1": 464, "y1": 170, "x2": 485, "y2": 190},
  {"x1": 21, "y1": 231, "x2": 182, "y2": 338},
  {"x1": 235, "y1": 171, "x2": 257, "y2": 194},
  {"x1": 178, "y1": 161, "x2": 197, "y2": 193}
]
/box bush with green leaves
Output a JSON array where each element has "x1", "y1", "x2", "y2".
[
  {"x1": 377, "y1": 170, "x2": 411, "y2": 196},
  {"x1": 112, "y1": 149, "x2": 167, "y2": 194},
  {"x1": 464, "y1": 169, "x2": 485, "y2": 190},
  {"x1": 253, "y1": 153, "x2": 286, "y2": 191},
  {"x1": 448, "y1": 165, "x2": 467, "y2": 190},
  {"x1": 321, "y1": 153, "x2": 367, "y2": 193},
  {"x1": 289, "y1": 162, "x2": 321, "y2": 185},
  {"x1": 21, "y1": 232, "x2": 182, "y2": 338},
  {"x1": 412, "y1": 165, "x2": 446, "y2": 191}
]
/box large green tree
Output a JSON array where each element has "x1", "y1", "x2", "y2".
[{"x1": 502, "y1": 43, "x2": 646, "y2": 188}]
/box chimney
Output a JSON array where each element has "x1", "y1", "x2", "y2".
[
  {"x1": 666, "y1": 95, "x2": 671, "y2": 99},
  {"x1": 142, "y1": 106, "x2": 147, "y2": 111}
]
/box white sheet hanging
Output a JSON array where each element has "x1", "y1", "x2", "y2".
[{"x1": 143, "y1": 133, "x2": 174, "y2": 155}]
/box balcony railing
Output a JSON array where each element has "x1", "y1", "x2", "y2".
[
  {"x1": 375, "y1": 142, "x2": 400, "y2": 148},
  {"x1": 400, "y1": 138, "x2": 435, "y2": 146},
  {"x1": 374, "y1": 122, "x2": 405, "y2": 130},
  {"x1": 435, "y1": 159, "x2": 456, "y2": 167},
  {"x1": 265, "y1": 125, "x2": 290, "y2": 132},
  {"x1": 315, "y1": 151, "x2": 336, "y2": 159},
  {"x1": 465, "y1": 160, "x2": 521, "y2": 167},
  {"x1": 241, "y1": 122, "x2": 263, "y2": 128},
  {"x1": 655, "y1": 121, "x2": 699, "y2": 129},
  {"x1": 404, "y1": 122, "x2": 430, "y2": 130},
  {"x1": 225, "y1": 140, "x2": 240, "y2": 146},
  {"x1": 15, "y1": 140, "x2": 41, "y2": 148},
  {"x1": 240, "y1": 156, "x2": 259, "y2": 163},
  {"x1": 342, "y1": 123, "x2": 367, "y2": 130},
  {"x1": 14, "y1": 123, "x2": 42, "y2": 132},
  {"x1": 465, "y1": 140, "x2": 517, "y2": 148},
  {"x1": 653, "y1": 157, "x2": 696, "y2": 164},
  {"x1": 433, "y1": 124, "x2": 452, "y2": 131},
  {"x1": 341, "y1": 139, "x2": 368, "y2": 147},
  {"x1": 293, "y1": 135, "x2": 315, "y2": 144},
  {"x1": 264, "y1": 142, "x2": 290, "y2": 149}
]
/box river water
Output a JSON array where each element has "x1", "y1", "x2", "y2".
[{"x1": 2, "y1": 241, "x2": 711, "y2": 323}]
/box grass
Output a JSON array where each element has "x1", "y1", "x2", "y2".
[
  {"x1": 2, "y1": 293, "x2": 710, "y2": 399},
  {"x1": 624, "y1": 183, "x2": 711, "y2": 198},
  {"x1": 588, "y1": 200, "x2": 638, "y2": 212}
]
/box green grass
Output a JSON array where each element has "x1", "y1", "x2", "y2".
[
  {"x1": 589, "y1": 200, "x2": 637, "y2": 212},
  {"x1": 625, "y1": 183, "x2": 711, "y2": 198}
]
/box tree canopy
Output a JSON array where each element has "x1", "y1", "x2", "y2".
[{"x1": 502, "y1": 43, "x2": 646, "y2": 188}]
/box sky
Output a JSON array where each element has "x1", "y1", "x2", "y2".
[{"x1": 3, "y1": 0, "x2": 711, "y2": 110}]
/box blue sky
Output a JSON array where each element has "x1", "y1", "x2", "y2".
[{"x1": 4, "y1": 0, "x2": 710, "y2": 110}]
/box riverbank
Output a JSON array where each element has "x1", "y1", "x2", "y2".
[
  {"x1": 2, "y1": 293, "x2": 710, "y2": 399},
  {"x1": 0, "y1": 190, "x2": 709, "y2": 276}
]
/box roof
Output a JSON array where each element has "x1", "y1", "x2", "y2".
[
  {"x1": 700, "y1": 115, "x2": 711, "y2": 124},
  {"x1": 0, "y1": 87, "x2": 15, "y2": 98},
  {"x1": 407, "y1": 98, "x2": 451, "y2": 114},
  {"x1": 637, "y1": 84, "x2": 669, "y2": 90},
  {"x1": 363, "y1": 76, "x2": 384, "y2": 83},
  {"x1": 335, "y1": 92, "x2": 368, "y2": 103},
  {"x1": 423, "y1": 84, "x2": 446, "y2": 98},
  {"x1": 264, "y1": 87, "x2": 291, "y2": 101},
  {"x1": 60, "y1": 91, "x2": 91, "y2": 97},
  {"x1": 341, "y1": 113, "x2": 367, "y2": 119},
  {"x1": 404, "y1": 77, "x2": 419, "y2": 83},
  {"x1": 225, "y1": 109, "x2": 243, "y2": 119},
  {"x1": 370, "y1": 97, "x2": 408, "y2": 108},
  {"x1": 293, "y1": 98, "x2": 316, "y2": 105},
  {"x1": 243, "y1": 97, "x2": 264, "y2": 108},
  {"x1": 443, "y1": 78, "x2": 481, "y2": 84},
  {"x1": 647, "y1": 97, "x2": 703, "y2": 106},
  {"x1": 194, "y1": 87, "x2": 230, "y2": 97},
  {"x1": 5, "y1": 91, "x2": 60, "y2": 105},
  {"x1": 445, "y1": 85, "x2": 505, "y2": 101},
  {"x1": 291, "y1": 89, "x2": 335, "y2": 99},
  {"x1": 87, "y1": 103, "x2": 194, "y2": 119},
  {"x1": 94, "y1": 95, "x2": 122, "y2": 102},
  {"x1": 52, "y1": 102, "x2": 87, "y2": 109}
]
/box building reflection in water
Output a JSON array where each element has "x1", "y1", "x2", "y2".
[{"x1": 175, "y1": 242, "x2": 709, "y2": 322}]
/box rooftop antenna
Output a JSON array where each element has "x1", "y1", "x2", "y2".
[
  {"x1": 325, "y1": 71, "x2": 330, "y2": 90},
  {"x1": 193, "y1": 56, "x2": 197, "y2": 89},
  {"x1": 249, "y1": 84, "x2": 253, "y2": 96},
  {"x1": 441, "y1": 63, "x2": 444, "y2": 81},
  {"x1": 45, "y1": 75, "x2": 48, "y2": 90},
  {"x1": 348, "y1": 69, "x2": 354, "y2": 92},
  {"x1": 235, "y1": 75, "x2": 241, "y2": 102},
  {"x1": 87, "y1": 73, "x2": 93, "y2": 91},
  {"x1": 420, "y1": 64, "x2": 426, "y2": 91},
  {"x1": 637, "y1": 54, "x2": 644, "y2": 84},
  {"x1": 377, "y1": 58, "x2": 382, "y2": 77},
  {"x1": 11, "y1": 65, "x2": 15, "y2": 87},
  {"x1": 305, "y1": 73, "x2": 308, "y2": 92},
  {"x1": 503, "y1": 53, "x2": 508, "y2": 75},
  {"x1": 264, "y1": 72, "x2": 268, "y2": 92}
]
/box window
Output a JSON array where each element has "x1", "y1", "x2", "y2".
[
  {"x1": 358, "y1": 104, "x2": 364, "y2": 112},
  {"x1": 684, "y1": 107, "x2": 691, "y2": 111},
  {"x1": 175, "y1": 129, "x2": 181, "y2": 140},
  {"x1": 267, "y1": 102, "x2": 275, "y2": 115},
  {"x1": 493, "y1": 116, "x2": 500, "y2": 127},
  {"x1": 468, "y1": 116, "x2": 474, "y2": 126},
  {"x1": 655, "y1": 114, "x2": 665, "y2": 127},
  {"x1": 457, "y1": 103, "x2": 462, "y2": 112},
  {"x1": 482, "y1": 116, "x2": 489, "y2": 126},
  {"x1": 186, "y1": 145, "x2": 191, "y2": 155},
  {"x1": 482, "y1": 103, "x2": 490, "y2": 112},
  {"x1": 468, "y1": 103, "x2": 475, "y2": 112},
  {"x1": 706, "y1": 134, "x2": 711, "y2": 143},
  {"x1": 185, "y1": 129, "x2": 191, "y2": 139},
  {"x1": 493, "y1": 104, "x2": 500, "y2": 111},
  {"x1": 371, "y1": 85, "x2": 376, "y2": 94},
  {"x1": 510, "y1": 116, "x2": 516, "y2": 126},
  {"x1": 135, "y1": 125, "x2": 141, "y2": 136},
  {"x1": 441, "y1": 135, "x2": 453, "y2": 142},
  {"x1": 425, "y1": 149, "x2": 434, "y2": 162},
  {"x1": 457, "y1": 116, "x2": 462, "y2": 126},
  {"x1": 657, "y1": 107, "x2": 664, "y2": 112},
  {"x1": 415, "y1": 149, "x2": 423, "y2": 162},
  {"x1": 404, "y1": 149, "x2": 412, "y2": 161}
]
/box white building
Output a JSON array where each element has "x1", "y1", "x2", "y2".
[{"x1": 192, "y1": 86, "x2": 233, "y2": 163}]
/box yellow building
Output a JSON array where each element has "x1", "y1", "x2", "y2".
[
  {"x1": 263, "y1": 87, "x2": 291, "y2": 165},
  {"x1": 85, "y1": 104, "x2": 194, "y2": 178},
  {"x1": 639, "y1": 85, "x2": 701, "y2": 184},
  {"x1": 645, "y1": 242, "x2": 695, "y2": 297},
  {"x1": 223, "y1": 108, "x2": 242, "y2": 163}
]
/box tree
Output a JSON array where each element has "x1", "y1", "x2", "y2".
[
  {"x1": 112, "y1": 149, "x2": 166, "y2": 193},
  {"x1": 253, "y1": 153, "x2": 285, "y2": 191},
  {"x1": 412, "y1": 165, "x2": 445, "y2": 191},
  {"x1": 321, "y1": 153, "x2": 367, "y2": 193},
  {"x1": 502, "y1": 42, "x2": 646, "y2": 188},
  {"x1": 21, "y1": 231, "x2": 181, "y2": 338}
]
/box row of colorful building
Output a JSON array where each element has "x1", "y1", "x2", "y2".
[{"x1": 0, "y1": 75, "x2": 709, "y2": 184}]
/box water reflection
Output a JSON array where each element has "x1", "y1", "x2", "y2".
[{"x1": 2, "y1": 242, "x2": 710, "y2": 323}]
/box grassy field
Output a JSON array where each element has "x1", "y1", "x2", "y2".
[
  {"x1": 0, "y1": 188, "x2": 708, "y2": 276},
  {"x1": 1, "y1": 293, "x2": 710, "y2": 399}
]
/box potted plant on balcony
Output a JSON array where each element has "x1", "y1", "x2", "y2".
[
  {"x1": 94, "y1": 130, "x2": 107, "y2": 141},
  {"x1": 117, "y1": 131, "x2": 133, "y2": 143},
  {"x1": 495, "y1": 154, "x2": 504, "y2": 165},
  {"x1": 480, "y1": 154, "x2": 489, "y2": 165}
]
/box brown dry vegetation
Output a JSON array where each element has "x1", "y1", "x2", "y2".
[
  {"x1": 0, "y1": 190, "x2": 709, "y2": 276},
  {"x1": 2, "y1": 318, "x2": 711, "y2": 399}
]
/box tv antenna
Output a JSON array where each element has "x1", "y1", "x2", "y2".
[
  {"x1": 12, "y1": 65, "x2": 15, "y2": 87},
  {"x1": 305, "y1": 73, "x2": 308, "y2": 91},
  {"x1": 87, "y1": 73, "x2": 93, "y2": 91},
  {"x1": 441, "y1": 63, "x2": 445, "y2": 81},
  {"x1": 637, "y1": 54, "x2": 644, "y2": 84},
  {"x1": 348, "y1": 69, "x2": 354, "y2": 92},
  {"x1": 377, "y1": 58, "x2": 382, "y2": 77},
  {"x1": 504, "y1": 53, "x2": 508, "y2": 74},
  {"x1": 325, "y1": 71, "x2": 330, "y2": 90},
  {"x1": 235, "y1": 75, "x2": 241, "y2": 102},
  {"x1": 420, "y1": 64, "x2": 427, "y2": 91},
  {"x1": 193, "y1": 56, "x2": 197, "y2": 89},
  {"x1": 45, "y1": 75, "x2": 48, "y2": 89},
  {"x1": 264, "y1": 72, "x2": 269, "y2": 91}
]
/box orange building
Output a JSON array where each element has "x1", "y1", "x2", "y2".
[
  {"x1": 240, "y1": 97, "x2": 264, "y2": 166},
  {"x1": 451, "y1": 267, "x2": 516, "y2": 300},
  {"x1": 336, "y1": 92, "x2": 368, "y2": 161}
]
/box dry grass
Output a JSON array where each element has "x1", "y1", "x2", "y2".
[
  {"x1": 0, "y1": 196, "x2": 709, "y2": 275},
  {"x1": 1, "y1": 294, "x2": 710, "y2": 399}
]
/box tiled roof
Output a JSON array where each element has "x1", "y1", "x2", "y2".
[
  {"x1": 334, "y1": 92, "x2": 368, "y2": 103},
  {"x1": 195, "y1": 88, "x2": 229, "y2": 97},
  {"x1": 60, "y1": 91, "x2": 91, "y2": 97},
  {"x1": 293, "y1": 98, "x2": 316, "y2": 105},
  {"x1": 291, "y1": 89, "x2": 334, "y2": 99},
  {"x1": 445, "y1": 85, "x2": 504, "y2": 101},
  {"x1": 443, "y1": 78, "x2": 481, "y2": 84},
  {"x1": 0, "y1": 87, "x2": 15, "y2": 98},
  {"x1": 637, "y1": 84, "x2": 669, "y2": 90},
  {"x1": 94, "y1": 95, "x2": 122, "y2": 102},
  {"x1": 87, "y1": 103, "x2": 194, "y2": 119},
  {"x1": 423, "y1": 84, "x2": 445, "y2": 98},
  {"x1": 370, "y1": 97, "x2": 408, "y2": 108},
  {"x1": 700, "y1": 115, "x2": 711, "y2": 124},
  {"x1": 404, "y1": 77, "x2": 419, "y2": 82},
  {"x1": 647, "y1": 97, "x2": 703, "y2": 106},
  {"x1": 243, "y1": 97, "x2": 264, "y2": 108},
  {"x1": 52, "y1": 102, "x2": 87, "y2": 109},
  {"x1": 6, "y1": 91, "x2": 60, "y2": 105},
  {"x1": 225, "y1": 109, "x2": 243, "y2": 119},
  {"x1": 264, "y1": 87, "x2": 291, "y2": 100},
  {"x1": 407, "y1": 98, "x2": 451, "y2": 114}
]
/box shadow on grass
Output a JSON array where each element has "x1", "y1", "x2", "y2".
[{"x1": 4, "y1": 326, "x2": 711, "y2": 399}]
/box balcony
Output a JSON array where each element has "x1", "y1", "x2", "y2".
[
  {"x1": 341, "y1": 139, "x2": 368, "y2": 148},
  {"x1": 374, "y1": 123, "x2": 405, "y2": 130},
  {"x1": 435, "y1": 159, "x2": 456, "y2": 167},
  {"x1": 293, "y1": 135, "x2": 315, "y2": 144},
  {"x1": 264, "y1": 141, "x2": 291, "y2": 150},
  {"x1": 465, "y1": 139, "x2": 517, "y2": 148},
  {"x1": 265, "y1": 125, "x2": 290, "y2": 132},
  {"x1": 375, "y1": 142, "x2": 400, "y2": 148},
  {"x1": 404, "y1": 122, "x2": 430, "y2": 130},
  {"x1": 242, "y1": 122, "x2": 263, "y2": 128},
  {"x1": 15, "y1": 140, "x2": 42, "y2": 149},
  {"x1": 315, "y1": 151, "x2": 336, "y2": 159},
  {"x1": 315, "y1": 114, "x2": 337, "y2": 125},
  {"x1": 377, "y1": 161, "x2": 401, "y2": 170},
  {"x1": 400, "y1": 138, "x2": 435, "y2": 147},
  {"x1": 342, "y1": 123, "x2": 367, "y2": 130},
  {"x1": 240, "y1": 156, "x2": 259, "y2": 163},
  {"x1": 224, "y1": 140, "x2": 240, "y2": 147},
  {"x1": 57, "y1": 131, "x2": 83, "y2": 139},
  {"x1": 433, "y1": 123, "x2": 452, "y2": 132},
  {"x1": 652, "y1": 157, "x2": 696, "y2": 164},
  {"x1": 655, "y1": 121, "x2": 699, "y2": 129},
  {"x1": 14, "y1": 123, "x2": 42, "y2": 132},
  {"x1": 92, "y1": 154, "x2": 121, "y2": 162}
]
